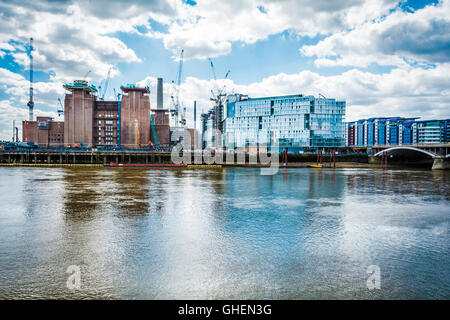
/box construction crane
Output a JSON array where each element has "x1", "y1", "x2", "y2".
[
  {"x1": 57, "y1": 98, "x2": 64, "y2": 116},
  {"x1": 209, "y1": 58, "x2": 230, "y2": 98},
  {"x1": 26, "y1": 37, "x2": 34, "y2": 121},
  {"x1": 170, "y1": 49, "x2": 186, "y2": 126},
  {"x1": 208, "y1": 58, "x2": 230, "y2": 132},
  {"x1": 101, "y1": 67, "x2": 112, "y2": 100},
  {"x1": 83, "y1": 70, "x2": 91, "y2": 79}
]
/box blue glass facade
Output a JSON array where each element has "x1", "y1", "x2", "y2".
[
  {"x1": 446, "y1": 120, "x2": 450, "y2": 142},
  {"x1": 402, "y1": 127, "x2": 412, "y2": 144},
  {"x1": 416, "y1": 120, "x2": 446, "y2": 144},
  {"x1": 378, "y1": 122, "x2": 386, "y2": 145},
  {"x1": 367, "y1": 122, "x2": 375, "y2": 146},
  {"x1": 389, "y1": 125, "x2": 398, "y2": 145},
  {"x1": 357, "y1": 122, "x2": 365, "y2": 146},
  {"x1": 223, "y1": 94, "x2": 346, "y2": 150}
]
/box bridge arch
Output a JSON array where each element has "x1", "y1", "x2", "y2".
[{"x1": 373, "y1": 146, "x2": 437, "y2": 158}]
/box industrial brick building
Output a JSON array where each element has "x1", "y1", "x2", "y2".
[
  {"x1": 23, "y1": 80, "x2": 173, "y2": 149},
  {"x1": 63, "y1": 80, "x2": 98, "y2": 146},
  {"x1": 22, "y1": 116, "x2": 64, "y2": 148},
  {"x1": 119, "y1": 86, "x2": 151, "y2": 148},
  {"x1": 94, "y1": 101, "x2": 119, "y2": 146}
]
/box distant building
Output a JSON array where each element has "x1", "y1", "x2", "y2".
[
  {"x1": 170, "y1": 127, "x2": 199, "y2": 151},
  {"x1": 200, "y1": 108, "x2": 217, "y2": 150},
  {"x1": 221, "y1": 94, "x2": 346, "y2": 151},
  {"x1": 346, "y1": 117, "x2": 450, "y2": 146},
  {"x1": 446, "y1": 120, "x2": 450, "y2": 142},
  {"x1": 415, "y1": 120, "x2": 448, "y2": 144},
  {"x1": 150, "y1": 109, "x2": 170, "y2": 149},
  {"x1": 22, "y1": 116, "x2": 64, "y2": 147}
]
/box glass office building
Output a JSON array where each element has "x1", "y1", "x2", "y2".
[{"x1": 223, "y1": 94, "x2": 346, "y2": 151}]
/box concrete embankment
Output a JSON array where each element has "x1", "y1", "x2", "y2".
[{"x1": 1, "y1": 151, "x2": 446, "y2": 169}]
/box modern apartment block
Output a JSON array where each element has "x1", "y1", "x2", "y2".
[
  {"x1": 346, "y1": 117, "x2": 450, "y2": 146},
  {"x1": 414, "y1": 120, "x2": 448, "y2": 144},
  {"x1": 221, "y1": 94, "x2": 346, "y2": 151}
]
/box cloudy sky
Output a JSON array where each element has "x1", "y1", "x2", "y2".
[{"x1": 0, "y1": 0, "x2": 449, "y2": 140}]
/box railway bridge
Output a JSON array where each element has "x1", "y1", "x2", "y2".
[{"x1": 369, "y1": 144, "x2": 450, "y2": 170}]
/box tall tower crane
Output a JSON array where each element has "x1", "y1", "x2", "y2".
[
  {"x1": 208, "y1": 58, "x2": 230, "y2": 133},
  {"x1": 27, "y1": 37, "x2": 34, "y2": 121},
  {"x1": 209, "y1": 58, "x2": 230, "y2": 98},
  {"x1": 170, "y1": 49, "x2": 186, "y2": 126},
  {"x1": 83, "y1": 70, "x2": 91, "y2": 79},
  {"x1": 57, "y1": 98, "x2": 64, "y2": 116}
]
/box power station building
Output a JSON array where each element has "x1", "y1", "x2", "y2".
[{"x1": 23, "y1": 80, "x2": 170, "y2": 148}]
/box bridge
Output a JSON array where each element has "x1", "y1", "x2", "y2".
[{"x1": 369, "y1": 144, "x2": 450, "y2": 170}]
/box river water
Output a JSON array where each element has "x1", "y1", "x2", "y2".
[{"x1": 0, "y1": 167, "x2": 448, "y2": 299}]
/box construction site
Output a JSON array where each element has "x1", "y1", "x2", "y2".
[
  {"x1": 0, "y1": 40, "x2": 242, "y2": 166},
  {"x1": 3, "y1": 41, "x2": 200, "y2": 159}
]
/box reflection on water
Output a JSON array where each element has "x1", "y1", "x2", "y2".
[{"x1": 0, "y1": 167, "x2": 448, "y2": 299}]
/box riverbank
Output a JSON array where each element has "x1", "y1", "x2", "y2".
[{"x1": 0, "y1": 161, "x2": 410, "y2": 169}]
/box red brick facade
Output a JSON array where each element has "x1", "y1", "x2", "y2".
[{"x1": 22, "y1": 117, "x2": 64, "y2": 147}]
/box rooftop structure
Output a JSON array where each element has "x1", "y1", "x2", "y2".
[
  {"x1": 63, "y1": 80, "x2": 98, "y2": 93},
  {"x1": 120, "y1": 84, "x2": 150, "y2": 94}
]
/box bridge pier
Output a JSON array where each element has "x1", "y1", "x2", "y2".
[
  {"x1": 368, "y1": 156, "x2": 381, "y2": 164},
  {"x1": 432, "y1": 157, "x2": 450, "y2": 170}
]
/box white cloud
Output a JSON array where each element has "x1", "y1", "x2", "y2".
[
  {"x1": 155, "y1": 0, "x2": 400, "y2": 60},
  {"x1": 0, "y1": 68, "x2": 65, "y2": 108},
  {"x1": 0, "y1": 0, "x2": 162, "y2": 81},
  {"x1": 145, "y1": 63, "x2": 450, "y2": 129},
  {"x1": 0, "y1": 99, "x2": 58, "y2": 141},
  {"x1": 0, "y1": 0, "x2": 449, "y2": 139},
  {"x1": 300, "y1": 0, "x2": 450, "y2": 67},
  {"x1": 0, "y1": 42, "x2": 14, "y2": 57}
]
